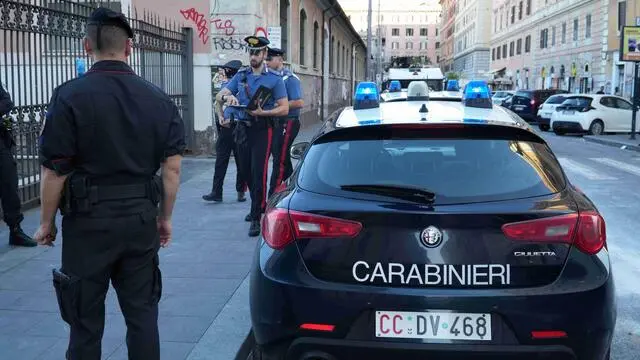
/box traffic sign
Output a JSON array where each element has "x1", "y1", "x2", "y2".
[{"x1": 267, "y1": 27, "x2": 282, "y2": 49}]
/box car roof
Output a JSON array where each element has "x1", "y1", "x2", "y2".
[{"x1": 335, "y1": 98, "x2": 532, "y2": 130}]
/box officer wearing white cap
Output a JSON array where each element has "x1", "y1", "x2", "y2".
[{"x1": 215, "y1": 36, "x2": 289, "y2": 237}]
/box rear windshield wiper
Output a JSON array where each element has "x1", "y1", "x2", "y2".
[{"x1": 340, "y1": 184, "x2": 436, "y2": 204}]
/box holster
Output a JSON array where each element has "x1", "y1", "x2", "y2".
[
  {"x1": 52, "y1": 268, "x2": 81, "y2": 325},
  {"x1": 233, "y1": 122, "x2": 249, "y2": 146}
]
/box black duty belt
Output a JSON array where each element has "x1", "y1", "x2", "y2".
[{"x1": 92, "y1": 183, "x2": 151, "y2": 202}]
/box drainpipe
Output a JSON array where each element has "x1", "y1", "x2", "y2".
[
  {"x1": 350, "y1": 41, "x2": 358, "y2": 105},
  {"x1": 321, "y1": 1, "x2": 338, "y2": 123}
]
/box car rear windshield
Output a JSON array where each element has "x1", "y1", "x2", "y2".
[
  {"x1": 297, "y1": 129, "x2": 567, "y2": 205},
  {"x1": 563, "y1": 97, "x2": 592, "y2": 107},
  {"x1": 494, "y1": 92, "x2": 510, "y2": 97},
  {"x1": 514, "y1": 91, "x2": 533, "y2": 99},
  {"x1": 546, "y1": 95, "x2": 568, "y2": 104}
]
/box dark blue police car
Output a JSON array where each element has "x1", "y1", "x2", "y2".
[{"x1": 247, "y1": 81, "x2": 616, "y2": 360}]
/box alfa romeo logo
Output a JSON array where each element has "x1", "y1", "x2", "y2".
[{"x1": 420, "y1": 226, "x2": 443, "y2": 248}]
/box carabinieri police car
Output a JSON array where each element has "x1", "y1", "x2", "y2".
[{"x1": 247, "y1": 80, "x2": 615, "y2": 360}]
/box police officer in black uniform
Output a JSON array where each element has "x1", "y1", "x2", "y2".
[
  {"x1": 203, "y1": 60, "x2": 247, "y2": 203},
  {"x1": 215, "y1": 36, "x2": 289, "y2": 237},
  {"x1": 0, "y1": 82, "x2": 36, "y2": 247},
  {"x1": 33, "y1": 7, "x2": 185, "y2": 360}
]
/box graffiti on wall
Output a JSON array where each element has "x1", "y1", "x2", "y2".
[
  {"x1": 211, "y1": 26, "x2": 271, "y2": 55},
  {"x1": 179, "y1": 8, "x2": 209, "y2": 44},
  {"x1": 211, "y1": 18, "x2": 236, "y2": 36}
]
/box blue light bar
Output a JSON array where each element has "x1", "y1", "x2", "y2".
[
  {"x1": 354, "y1": 82, "x2": 380, "y2": 110},
  {"x1": 388, "y1": 80, "x2": 401, "y2": 92},
  {"x1": 358, "y1": 119, "x2": 382, "y2": 126},
  {"x1": 446, "y1": 80, "x2": 459, "y2": 91},
  {"x1": 462, "y1": 80, "x2": 492, "y2": 109}
]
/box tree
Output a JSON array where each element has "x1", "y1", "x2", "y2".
[{"x1": 446, "y1": 72, "x2": 460, "y2": 80}]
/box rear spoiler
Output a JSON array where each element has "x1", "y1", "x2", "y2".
[{"x1": 313, "y1": 123, "x2": 546, "y2": 145}]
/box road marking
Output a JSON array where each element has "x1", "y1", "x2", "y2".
[
  {"x1": 590, "y1": 158, "x2": 640, "y2": 177},
  {"x1": 557, "y1": 158, "x2": 618, "y2": 180}
]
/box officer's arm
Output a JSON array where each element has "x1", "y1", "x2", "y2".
[
  {"x1": 215, "y1": 73, "x2": 239, "y2": 103},
  {"x1": 0, "y1": 83, "x2": 14, "y2": 116},
  {"x1": 160, "y1": 103, "x2": 186, "y2": 221},
  {"x1": 287, "y1": 76, "x2": 304, "y2": 110},
  {"x1": 39, "y1": 90, "x2": 76, "y2": 225},
  {"x1": 262, "y1": 78, "x2": 289, "y2": 117}
]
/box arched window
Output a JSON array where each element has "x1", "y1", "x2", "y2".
[
  {"x1": 313, "y1": 21, "x2": 319, "y2": 68},
  {"x1": 342, "y1": 44, "x2": 346, "y2": 75},
  {"x1": 337, "y1": 40, "x2": 341, "y2": 75},
  {"x1": 299, "y1": 10, "x2": 307, "y2": 65}
]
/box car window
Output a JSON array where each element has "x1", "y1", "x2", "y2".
[
  {"x1": 546, "y1": 95, "x2": 567, "y2": 104},
  {"x1": 615, "y1": 98, "x2": 633, "y2": 110},
  {"x1": 563, "y1": 97, "x2": 592, "y2": 107},
  {"x1": 514, "y1": 91, "x2": 532, "y2": 99},
  {"x1": 298, "y1": 136, "x2": 566, "y2": 205},
  {"x1": 599, "y1": 97, "x2": 616, "y2": 108}
]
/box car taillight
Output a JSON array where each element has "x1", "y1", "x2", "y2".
[
  {"x1": 501, "y1": 211, "x2": 606, "y2": 255},
  {"x1": 530, "y1": 99, "x2": 535, "y2": 106},
  {"x1": 261, "y1": 208, "x2": 363, "y2": 250}
]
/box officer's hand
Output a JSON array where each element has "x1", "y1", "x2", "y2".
[
  {"x1": 225, "y1": 95, "x2": 239, "y2": 106},
  {"x1": 219, "y1": 117, "x2": 231, "y2": 128},
  {"x1": 157, "y1": 218, "x2": 172, "y2": 248},
  {"x1": 34, "y1": 222, "x2": 57, "y2": 246},
  {"x1": 248, "y1": 104, "x2": 265, "y2": 117}
]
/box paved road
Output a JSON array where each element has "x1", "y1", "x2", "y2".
[
  {"x1": 1, "y1": 123, "x2": 639, "y2": 359},
  {"x1": 539, "y1": 132, "x2": 640, "y2": 360}
]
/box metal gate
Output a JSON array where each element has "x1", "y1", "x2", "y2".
[{"x1": 0, "y1": 0, "x2": 194, "y2": 209}]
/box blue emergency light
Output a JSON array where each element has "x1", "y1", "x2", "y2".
[
  {"x1": 388, "y1": 80, "x2": 401, "y2": 92},
  {"x1": 462, "y1": 80, "x2": 492, "y2": 109},
  {"x1": 446, "y1": 80, "x2": 460, "y2": 91},
  {"x1": 354, "y1": 82, "x2": 380, "y2": 110}
]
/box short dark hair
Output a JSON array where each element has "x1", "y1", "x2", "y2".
[{"x1": 86, "y1": 24, "x2": 129, "y2": 54}]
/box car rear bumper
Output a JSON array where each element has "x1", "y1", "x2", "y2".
[
  {"x1": 286, "y1": 338, "x2": 583, "y2": 360},
  {"x1": 552, "y1": 121, "x2": 586, "y2": 132},
  {"x1": 250, "y1": 244, "x2": 616, "y2": 360}
]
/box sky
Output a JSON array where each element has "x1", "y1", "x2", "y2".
[{"x1": 338, "y1": 0, "x2": 441, "y2": 12}]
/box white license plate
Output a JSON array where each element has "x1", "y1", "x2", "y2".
[
  {"x1": 375, "y1": 310, "x2": 492, "y2": 341},
  {"x1": 514, "y1": 106, "x2": 525, "y2": 110},
  {"x1": 563, "y1": 110, "x2": 575, "y2": 115}
]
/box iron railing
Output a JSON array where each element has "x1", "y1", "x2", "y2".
[{"x1": 0, "y1": 0, "x2": 194, "y2": 208}]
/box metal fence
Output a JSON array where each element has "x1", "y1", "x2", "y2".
[{"x1": 0, "y1": 0, "x2": 194, "y2": 208}]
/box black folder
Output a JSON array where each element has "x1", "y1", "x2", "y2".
[{"x1": 228, "y1": 85, "x2": 273, "y2": 111}]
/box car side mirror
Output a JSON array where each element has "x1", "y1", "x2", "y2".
[{"x1": 290, "y1": 142, "x2": 309, "y2": 160}]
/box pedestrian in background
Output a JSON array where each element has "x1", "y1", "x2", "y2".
[
  {"x1": 33, "y1": 7, "x2": 185, "y2": 359},
  {"x1": 203, "y1": 60, "x2": 247, "y2": 203},
  {"x1": 215, "y1": 36, "x2": 289, "y2": 237},
  {"x1": 265, "y1": 47, "x2": 304, "y2": 197},
  {"x1": 0, "y1": 81, "x2": 36, "y2": 247}
]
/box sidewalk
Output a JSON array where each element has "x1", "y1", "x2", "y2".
[
  {"x1": 584, "y1": 134, "x2": 640, "y2": 153},
  {"x1": 0, "y1": 121, "x2": 322, "y2": 360}
]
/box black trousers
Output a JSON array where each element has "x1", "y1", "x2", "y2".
[
  {"x1": 55, "y1": 205, "x2": 161, "y2": 360},
  {"x1": 269, "y1": 117, "x2": 300, "y2": 197},
  {"x1": 0, "y1": 141, "x2": 23, "y2": 227},
  {"x1": 236, "y1": 122, "x2": 273, "y2": 220},
  {"x1": 211, "y1": 123, "x2": 247, "y2": 195}
]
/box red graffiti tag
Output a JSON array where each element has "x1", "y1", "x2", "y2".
[
  {"x1": 211, "y1": 18, "x2": 236, "y2": 36},
  {"x1": 180, "y1": 8, "x2": 209, "y2": 44}
]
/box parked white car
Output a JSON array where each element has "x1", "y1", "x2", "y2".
[
  {"x1": 536, "y1": 94, "x2": 571, "y2": 131},
  {"x1": 550, "y1": 94, "x2": 639, "y2": 136},
  {"x1": 492, "y1": 91, "x2": 514, "y2": 105}
]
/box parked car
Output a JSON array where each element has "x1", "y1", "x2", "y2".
[
  {"x1": 507, "y1": 89, "x2": 568, "y2": 122},
  {"x1": 550, "y1": 94, "x2": 639, "y2": 135},
  {"x1": 492, "y1": 91, "x2": 514, "y2": 106},
  {"x1": 536, "y1": 94, "x2": 571, "y2": 131},
  {"x1": 248, "y1": 81, "x2": 616, "y2": 360}
]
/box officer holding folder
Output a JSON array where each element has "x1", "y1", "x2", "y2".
[{"x1": 215, "y1": 36, "x2": 289, "y2": 237}]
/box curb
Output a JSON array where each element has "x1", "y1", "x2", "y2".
[{"x1": 583, "y1": 136, "x2": 640, "y2": 153}]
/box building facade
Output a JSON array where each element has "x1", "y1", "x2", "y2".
[
  {"x1": 439, "y1": 0, "x2": 457, "y2": 73},
  {"x1": 489, "y1": 0, "x2": 536, "y2": 90},
  {"x1": 605, "y1": 0, "x2": 639, "y2": 99},
  {"x1": 531, "y1": 0, "x2": 606, "y2": 93},
  {"x1": 341, "y1": 0, "x2": 441, "y2": 67},
  {"x1": 452, "y1": 0, "x2": 492, "y2": 80}
]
